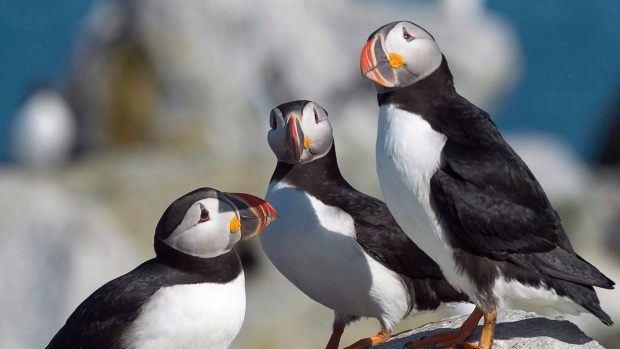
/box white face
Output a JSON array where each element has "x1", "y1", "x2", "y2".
[
  {"x1": 361, "y1": 21, "x2": 443, "y2": 91},
  {"x1": 162, "y1": 198, "x2": 241, "y2": 258},
  {"x1": 267, "y1": 101, "x2": 333, "y2": 165}
]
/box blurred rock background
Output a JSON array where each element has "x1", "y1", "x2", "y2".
[{"x1": 0, "y1": 0, "x2": 618, "y2": 348}]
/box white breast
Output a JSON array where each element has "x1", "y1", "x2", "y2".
[
  {"x1": 122, "y1": 273, "x2": 245, "y2": 349},
  {"x1": 375, "y1": 105, "x2": 472, "y2": 295},
  {"x1": 259, "y1": 181, "x2": 410, "y2": 330}
]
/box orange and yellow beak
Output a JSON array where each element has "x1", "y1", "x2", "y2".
[
  {"x1": 360, "y1": 35, "x2": 397, "y2": 88},
  {"x1": 220, "y1": 192, "x2": 279, "y2": 240},
  {"x1": 284, "y1": 114, "x2": 305, "y2": 163}
]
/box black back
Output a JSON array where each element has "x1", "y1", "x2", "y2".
[{"x1": 46, "y1": 240, "x2": 242, "y2": 349}]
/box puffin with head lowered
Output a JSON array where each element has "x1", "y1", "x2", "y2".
[
  {"x1": 361, "y1": 21, "x2": 615, "y2": 349},
  {"x1": 260, "y1": 100, "x2": 469, "y2": 349},
  {"x1": 46, "y1": 187, "x2": 278, "y2": 349}
]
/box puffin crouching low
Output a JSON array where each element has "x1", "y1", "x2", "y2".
[{"x1": 46, "y1": 188, "x2": 278, "y2": 349}]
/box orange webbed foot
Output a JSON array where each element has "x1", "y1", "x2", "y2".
[
  {"x1": 343, "y1": 330, "x2": 390, "y2": 349},
  {"x1": 406, "y1": 307, "x2": 483, "y2": 348}
]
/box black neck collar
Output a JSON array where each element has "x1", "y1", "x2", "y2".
[
  {"x1": 153, "y1": 238, "x2": 242, "y2": 283},
  {"x1": 271, "y1": 143, "x2": 349, "y2": 188},
  {"x1": 269, "y1": 143, "x2": 356, "y2": 207},
  {"x1": 377, "y1": 56, "x2": 456, "y2": 109}
]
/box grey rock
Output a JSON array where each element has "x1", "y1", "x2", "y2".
[
  {"x1": 0, "y1": 174, "x2": 141, "y2": 349},
  {"x1": 376, "y1": 309, "x2": 604, "y2": 349}
]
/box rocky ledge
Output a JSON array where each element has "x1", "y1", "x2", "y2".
[{"x1": 376, "y1": 309, "x2": 604, "y2": 349}]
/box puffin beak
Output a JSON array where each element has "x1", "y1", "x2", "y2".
[
  {"x1": 360, "y1": 34, "x2": 396, "y2": 88},
  {"x1": 220, "y1": 193, "x2": 279, "y2": 240},
  {"x1": 285, "y1": 115, "x2": 305, "y2": 163}
]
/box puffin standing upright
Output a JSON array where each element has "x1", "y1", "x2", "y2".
[
  {"x1": 360, "y1": 21, "x2": 614, "y2": 349},
  {"x1": 260, "y1": 100, "x2": 468, "y2": 349},
  {"x1": 46, "y1": 188, "x2": 278, "y2": 349}
]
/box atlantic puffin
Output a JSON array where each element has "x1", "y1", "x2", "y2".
[
  {"x1": 360, "y1": 21, "x2": 614, "y2": 349},
  {"x1": 260, "y1": 100, "x2": 469, "y2": 349},
  {"x1": 46, "y1": 188, "x2": 278, "y2": 349}
]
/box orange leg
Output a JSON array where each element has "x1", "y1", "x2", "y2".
[
  {"x1": 343, "y1": 330, "x2": 390, "y2": 349},
  {"x1": 477, "y1": 308, "x2": 496, "y2": 349},
  {"x1": 326, "y1": 322, "x2": 345, "y2": 349},
  {"x1": 407, "y1": 306, "x2": 483, "y2": 348},
  {"x1": 443, "y1": 308, "x2": 497, "y2": 349}
]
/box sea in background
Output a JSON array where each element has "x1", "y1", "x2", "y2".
[
  {"x1": 487, "y1": 0, "x2": 620, "y2": 160},
  {"x1": 1, "y1": 0, "x2": 619, "y2": 160}
]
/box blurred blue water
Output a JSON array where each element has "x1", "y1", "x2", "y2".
[
  {"x1": 0, "y1": 0, "x2": 619, "y2": 161},
  {"x1": 488, "y1": 0, "x2": 620, "y2": 160},
  {"x1": 0, "y1": 0, "x2": 94, "y2": 161}
]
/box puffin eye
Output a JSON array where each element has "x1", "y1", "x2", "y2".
[
  {"x1": 314, "y1": 109, "x2": 320, "y2": 124},
  {"x1": 402, "y1": 27, "x2": 414, "y2": 42},
  {"x1": 198, "y1": 203, "x2": 210, "y2": 222},
  {"x1": 269, "y1": 113, "x2": 277, "y2": 130}
]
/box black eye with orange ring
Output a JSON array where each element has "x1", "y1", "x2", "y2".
[{"x1": 314, "y1": 109, "x2": 320, "y2": 124}]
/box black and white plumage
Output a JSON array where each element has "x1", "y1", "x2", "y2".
[
  {"x1": 361, "y1": 21, "x2": 615, "y2": 349},
  {"x1": 46, "y1": 188, "x2": 278, "y2": 349},
  {"x1": 260, "y1": 100, "x2": 468, "y2": 349}
]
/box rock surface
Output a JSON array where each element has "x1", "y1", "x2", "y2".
[{"x1": 376, "y1": 309, "x2": 604, "y2": 349}]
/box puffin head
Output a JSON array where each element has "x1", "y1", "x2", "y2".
[
  {"x1": 360, "y1": 21, "x2": 442, "y2": 92},
  {"x1": 267, "y1": 100, "x2": 333, "y2": 164},
  {"x1": 155, "y1": 188, "x2": 278, "y2": 258}
]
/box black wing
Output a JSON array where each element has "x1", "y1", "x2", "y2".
[
  {"x1": 275, "y1": 144, "x2": 445, "y2": 280},
  {"x1": 273, "y1": 143, "x2": 469, "y2": 305},
  {"x1": 46, "y1": 260, "x2": 171, "y2": 349},
  {"x1": 342, "y1": 191, "x2": 470, "y2": 305},
  {"x1": 334, "y1": 189, "x2": 471, "y2": 307},
  {"x1": 335, "y1": 188, "x2": 444, "y2": 280},
  {"x1": 429, "y1": 101, "x2": 613, "y2": 288}
]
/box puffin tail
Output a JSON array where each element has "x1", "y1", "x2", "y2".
[
  {"x1": 574, "y1": 253, "x2": 616, "y2": 289},
  {"x1": 591, "y1": 306, "x2": 614, "y2": 326},
  {"x1": 556, "y1": 279, "x2": 614, "y2": 326},
  {"x1": 515, "y1": 250, "x2": 614, "y2": 325},
  {"x1": 578, "y1": 287, "x2": 614, "y2": 326},
  {"x1": 403, "y1": 277, "x2": 470, "y2": 315},
  {"x1": 510, "y1": 249, "x2": 615, "y2": 289},
  {"x1": 427, "y1": 278, "x2": 471, "y2": 305}
]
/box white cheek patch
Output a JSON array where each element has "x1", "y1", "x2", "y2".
[
  {"x1": 162, "y1": 199, "x2": 239, "y2": 258},
  {"x1": 268, "y1": 125, "x2": 288, "y2": 160},
  {"x1": 384, "y1": 25, "x2": 443, "y2": 86},
  {"x1": 301, "y1": 116, "x2": 333, "y2": 161}
]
